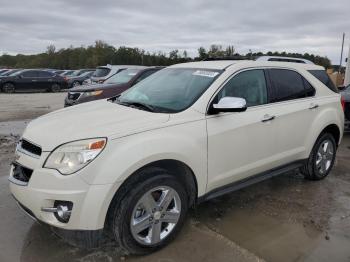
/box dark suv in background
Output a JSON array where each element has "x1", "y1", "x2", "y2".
[
  {"x1": 0, "y1": 69, "x2": 67, "y2": 93},
  {"x1": 64, "y1": 67, "x2": 163, "y2": 106}
]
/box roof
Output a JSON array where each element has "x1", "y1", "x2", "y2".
[{"x1": 169, "y1": 60, "x2": 324, "y2": 71}]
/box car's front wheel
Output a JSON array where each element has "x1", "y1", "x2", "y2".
[
  {"x1": 301, "y1": 132, "x2": 337, "y2": 180},
  {"x1": 109, "y1": 169, "x2": 188, "y2": 255}
]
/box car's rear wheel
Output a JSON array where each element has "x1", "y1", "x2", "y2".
[
  {"x1": 50, "y1": 83, "x2": 61, "y2": 92},
  {"x1": 2, "y1": 83, "x2": 15, "y2": 93},
  {"x1": 109, "y1": 169, "x2": 188, "y2": 255},
  {"x1": 301, "y1": 133, "x2": 336, "y2": 180}
]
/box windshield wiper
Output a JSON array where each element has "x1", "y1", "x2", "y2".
[{"x1": 116, "y1": 99, "x2": 155, "y2": 112}]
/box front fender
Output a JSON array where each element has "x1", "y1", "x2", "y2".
[{"x1": 80, "y1": 120, "x2": 208, "y2": 197}]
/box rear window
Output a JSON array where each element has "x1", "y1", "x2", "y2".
[
  {"x1": 93, "y1": 68, "x2": 111, "y2": 77},
  {"x1": 308, "y1": 70, "x2": 338, "y2": 93}
]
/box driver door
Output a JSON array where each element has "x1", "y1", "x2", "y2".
[{"x1": 206, "y1": 69, "x2": 279, "y2": 192}]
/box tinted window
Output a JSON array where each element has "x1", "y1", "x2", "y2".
[
  {"x1": 217, "y1": 70, "x2": 268, "y2": 107},
  {"x1": 21, "y1": 71, "x2": 38, "y2": 78},
  {"x1": 38, "y1": 71, "x2": 53, "y2": 77},
  {"x1": 93, "y1": 68, "x2": 111, "y2": 77},
  {"x1": 308, "y1": 70, "x2": 338, "y2": 93},
  {"x1": 269, "y1": 69, "x2": 309, "y2": 102}
]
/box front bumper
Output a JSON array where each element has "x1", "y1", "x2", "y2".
[{"x1": 8, "y1": 147, "x2": 119, "y2": 231}]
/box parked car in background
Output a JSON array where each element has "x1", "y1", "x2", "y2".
[
  {"x1": 0, "y1": 69, "x2": 22, "y2": 77},
  {"x1": 60, "y1": 70, "x2": 75, "y2": 77},
  {"x1": 70, "y1": 69, "x2": 95, "y2": 77},
  {"x1": 10, "y1": 60, "x2": 344, "y2": 254},
  {"x1": 66, "y1": 71, "x2": 94, "y2": 88},
  {"x1": 0, "y1": 69, "x2": 67, "y2": 93},
  {"x1": 65, "y1": 67, "x2": 162, "y2": 106},
  {"x1": 90, "y1": 65, "x2": 144, "y2": 84},
  {"x1": 0, "y1": 69, "x2": 10, "y2": 75}
]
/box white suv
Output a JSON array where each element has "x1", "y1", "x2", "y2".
[{"x1": 9, "y1": 60, "x2": 344, "y2": 254}]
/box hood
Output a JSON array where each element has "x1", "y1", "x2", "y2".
[
  {"x1": 22, "y1": 100, "x2": 170, "y2": 151},
  {"x1": 70, "y1": 83, "x2": 124, "y2": 92}
]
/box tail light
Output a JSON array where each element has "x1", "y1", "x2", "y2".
[{"x1": 341, "y1": 96, "x2": 345, "y2": 111}]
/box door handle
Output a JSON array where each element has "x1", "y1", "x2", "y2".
[
  {"x1": 261, "y1": 114, "x2": 275, "y2": 122},
  {"x1": 309, "y1": 104, "x2": 319, "y2": 110}
]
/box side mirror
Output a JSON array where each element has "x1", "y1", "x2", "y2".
[{"x1": 212, "y1": 97, "x2": 247, "y2": 113}]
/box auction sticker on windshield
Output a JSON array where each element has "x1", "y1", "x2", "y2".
[{"x1": 192, "y1": 70, "x2": 219, "y2": 78}]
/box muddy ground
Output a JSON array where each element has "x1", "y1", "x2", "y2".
[{"x1": 0, "y1": 93, "x2": 349, "y2": 262}]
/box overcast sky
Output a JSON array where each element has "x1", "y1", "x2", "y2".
[{"x1": 0, "y1": 0, "x2": 349, "y2": 64}]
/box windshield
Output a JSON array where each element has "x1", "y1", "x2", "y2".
[
  {"x1": 105, "y1": 69, "x2": 140, "y2": 84},
  {"x1": 93, "y1": 67, "x2": 111, "y2": 77},
  {"x1": 117, "y1": 68, "x2": 222, "y2": 113}
]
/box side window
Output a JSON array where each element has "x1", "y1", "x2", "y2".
[
  {"x1": 37, "y1": 71, "x2": 53, "y2": 77},
  {"x1": 217, "y1": 69, "x2": 268, "y2": 107},
  {"x1": 21, "y1": 71, "x2": 38, "y2": 78},
  {"x1": 268, "y1": 69, "x2": 308, "y2": 102}
]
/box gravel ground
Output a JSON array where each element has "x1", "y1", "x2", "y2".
[{"x1": 0, "y1": 93, "x2": 349, "y2": 262}]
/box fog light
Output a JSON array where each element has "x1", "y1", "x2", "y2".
[{"x1": 54, "y1": 201, "x2": 73, "y2": 223}]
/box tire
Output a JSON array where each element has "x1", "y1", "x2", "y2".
[
  {"x1": 72, "y1": 81, "x2": 81, "y2": 87},
  {"x1": 109, "y1": 168, "x2": 188, "y2": 255},
  {"x1": 2, "y1": 83, "x2": 15, "y2": 93},
  {"x1": 49, "y1": 83, "x2": 61, "y2": 92},
  {"x1": 301, "y1": 133, "x2": 337, "y2": 180}
]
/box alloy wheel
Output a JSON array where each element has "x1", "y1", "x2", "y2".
[
  {"x1": 130, "y1": 186, "x2": 181, "y2": 246},
  {"x1": 315, "y1": 139, "x2": 334, "y2": 175}
]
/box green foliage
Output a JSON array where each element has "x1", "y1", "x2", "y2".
[{"x1": 0, "y1": 41, "x2": 332, "y2": 69}]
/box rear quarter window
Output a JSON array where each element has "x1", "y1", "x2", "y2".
[
  {"x1": 308, "y1": 70, "x2": 338, "y2": 93},
  {"x1": 268, "y1": 69, "x2": 311, "y2": 102}
]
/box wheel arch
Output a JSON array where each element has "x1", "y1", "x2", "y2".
[
  {"x1": 104, "y1": 159, "x2": 198, "y2": 229},
  {"x1": 321, "y1": 124, "x2": 341, "y2": 146}
]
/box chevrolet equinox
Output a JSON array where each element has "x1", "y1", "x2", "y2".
[{"x1": 9, "y1": 60, "x2": 344, "y2": 255}]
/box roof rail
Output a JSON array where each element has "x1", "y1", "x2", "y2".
[{"x1": 256, "y1": 56, "x2": 314, "y2": 64}]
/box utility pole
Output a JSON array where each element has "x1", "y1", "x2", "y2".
[{"x1": 339, "y1": 33, "x2": 345, "y2": 74}]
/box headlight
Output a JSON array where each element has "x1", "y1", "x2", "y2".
[
  {"x1": 43, "y1": 138, "x2": 107, "y2": 175},
  {"x1": 82, "y1": 90, "x2": 103, "y2": 97}
]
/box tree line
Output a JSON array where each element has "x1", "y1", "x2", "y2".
[{"x1": 0, "y1": 41, "x2": 332, "y2": 69}]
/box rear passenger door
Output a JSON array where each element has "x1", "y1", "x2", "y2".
[{"x1": 265, "y1": 68, "x2": 317, "y2": 164}]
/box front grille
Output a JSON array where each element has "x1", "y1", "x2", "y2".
[
  {"x1": 12, "y1": 163, "x2": 33, "y2": 183},
  {"x1": 68, "y1": 92, "x2": 81, "y2": 100},
  {"x1": 21, "y1": 139, "x2": 42, "y2": 156}
]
